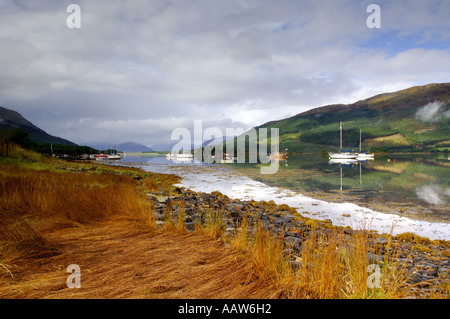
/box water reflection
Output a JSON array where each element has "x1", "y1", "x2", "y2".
[
  {"x1": 120, "y1": 153, "x2": 450, "y2": 223},
  {"x1": 234, "y1": 154, "x2": 450, "y2": 223},
  {"x1": 328, "y1": 157, "x2": 374, "y2": 190},
  {"x1": 416, "y1": 184, "x2": 450, "y2": 205}
]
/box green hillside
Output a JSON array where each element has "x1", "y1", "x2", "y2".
[{"x1": 255, "y1": 83, "x2": 450, "y2": 154}]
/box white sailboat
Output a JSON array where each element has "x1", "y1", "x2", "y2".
[
  {"x1": 356, "y1": 129, "x2": 374, "y2": 160},
  {"x1": 329, "y1": 121, "x2": 357, "y2": 159},
  {"x1": 107, "y1": 153, "x2": 122, "y2": 160}
]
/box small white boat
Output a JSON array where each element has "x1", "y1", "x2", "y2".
[
  {"x1": 328, "y1": 122, "x2": 357, "y2": 159},
  {"x1": 329, "y1": 151, "x2": 358, "y2": 159},
  {"x1": 95, "y1": 154, "x2": 109, "y2": 160},
  {"x1": 356, "y1": 130, "x2": 374, "y2": 160},
  {"x1": 94, "y1": 153, "x2": 122, "y2": 160},
  {"x1": 107, "y1": 154, "x2": 122, "y2": 160}
]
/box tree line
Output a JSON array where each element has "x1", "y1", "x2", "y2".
[{"x1": 0, "y1": 128, "x2": 99, "y2": 157}]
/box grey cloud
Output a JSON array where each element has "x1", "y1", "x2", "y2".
[{"x1": 0, "y1": 0, "x2": 449, "y2": 146}]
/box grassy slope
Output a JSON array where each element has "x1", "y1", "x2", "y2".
[{"x1": 256, "y1": 83, "x2": 450, "y2": 153}]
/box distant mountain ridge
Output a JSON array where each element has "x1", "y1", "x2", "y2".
[
  {"x1": 117, "y1": 142, "x2": 153, "y2": 153},
  {"x1": 255, "y1": 83, "x2": 450, "y2": 153},
  {"x1": 89, "y1": 142, "x2": 154, "y2": 153},
  {"x1": 0, "y1": 106, "x2": 77, "y2": 146}
]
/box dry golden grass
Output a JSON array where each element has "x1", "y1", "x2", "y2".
[
  {"x1": 0, "y1": 161, "x2": 284, "y2": 298},
  {"x1": 207, "y1": 214, "x2": 416, "y2": 299},
  {"x1": 1, "y1": 218, "x2": 283, "y2": 299},
  {"x1": 0, "y1": 164, "x2": 154, "y2": 225},
  {"x1": 0, "y1": 153, "x2": 432, "y2": 299}
]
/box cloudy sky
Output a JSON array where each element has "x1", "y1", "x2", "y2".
[{"x1": 1, "y1": 0, "x2": 449, "y2": 149}]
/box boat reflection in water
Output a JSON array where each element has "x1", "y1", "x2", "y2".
[
  {"x1": 328, "y1": 158, "x2": 358, "y2": 165},
  {"x1": 356, "y1": 152, "x2": 374, "y2": 160},
  {"x1": 328, "y1": 157, "x2": 374, "y2": 191}
]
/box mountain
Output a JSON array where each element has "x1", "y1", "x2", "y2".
[
  {"x1": 149, "y1": 143, "x2": 174, "y2": 152},
  {"x1": 117, "y1": 142, "x2": 153, "y2": 153},
  {"x1": 0, "y1": 106, "x2": 77, "y2": 145},
  {"x1": 254, "y1": 83, "x2": 450, "y2": 153},
  {"x1": 89, "y1": 142, "x2": 154, "y2": 153}
]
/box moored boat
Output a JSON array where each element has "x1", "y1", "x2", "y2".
[
  {"x1": 329, "y1": 151, "x2": 358, "y2": 159},
  {"x1": 94, "y1": 153, "x2": 122, "y2": 160},
  {"x1": 328, "y1": 122, "x2": 357, "y2": 159},
  {"x1": 356, "y1": 129, "x2": 374, "y2": 160},
  {"x1": 95, "y1": 154, "x2": 109, "y2": 160},
  {"x1": 107, "y1": 154, "x2": 122, "y2": 160}
]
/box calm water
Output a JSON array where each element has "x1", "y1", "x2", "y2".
[
  {"x1": 229, "y1": 154, "x2": 450, "y2": 223},
  {"x1": 117, "y1": 153, "x2": 450, "y2": 239}
]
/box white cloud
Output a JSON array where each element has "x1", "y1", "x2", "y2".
[{"x1": 0, "y1": 0, "x2": 449, "y2": 146}]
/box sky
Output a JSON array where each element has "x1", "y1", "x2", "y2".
[{"x1": 1, "y1": 0, "x2": 449, "y2": 150}]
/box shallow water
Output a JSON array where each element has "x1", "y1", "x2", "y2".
[
  {"x1": 118, "y1": 154, "x2": 450, "y2": 240},
  {"x1": 232, "y1": 154, "x2": 450, "y2": 222}
]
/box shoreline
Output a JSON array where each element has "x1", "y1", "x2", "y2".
[
  {"x1": 111, "y1": 159, "x2": 450, "y2": 297},
  {"x1": 2, "y1": 154, "x2": 448, "y2": 299},
  {"x1": 119, "y1": 159, "x2": 450, "y2": 241},
  {"x1": 145, "y1": 178, "x2": 450, "y2": 298}
]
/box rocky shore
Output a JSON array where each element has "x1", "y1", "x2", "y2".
[{"x1": 147, "y1": 186, "x2": 449, "y2": 298}]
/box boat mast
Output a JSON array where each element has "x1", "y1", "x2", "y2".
[
  {"x1": 360, "y1": 129, "x2": 362, "y2": 153},
  {"x1": 340, "y1": 121, "x2": 342, "y2": 151}
]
